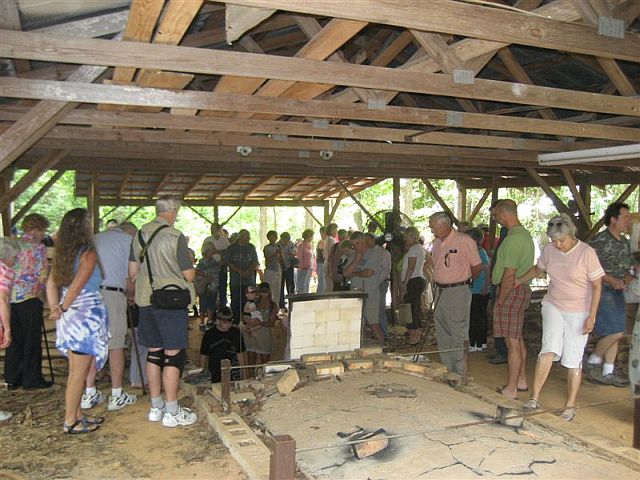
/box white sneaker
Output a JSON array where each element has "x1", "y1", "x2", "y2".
[
  {"x1": 161, "y1": 407, "x2": 198, "y2": 428},
  {"x1": 148, "y1": 406, "x2": 165, "y2": 422},
  {"x1": 80, "y1": 390, "x2": 105, "y2": 409},
  {"x1": 108, "y1": 391, "x2": 137, "y2": 411}
]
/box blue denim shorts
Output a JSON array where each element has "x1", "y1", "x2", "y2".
[
  {"x1": 138, "y1": 306, "x2": 188, "y2": 350},
  {"x1": 199, "y1": 289, "x2": 218, "y2": 313},
  {"x1": 594, "y1": 286, "x2": 625, "y2": 336}
]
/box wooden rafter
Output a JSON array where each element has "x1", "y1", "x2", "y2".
[
  {"x1": 213, "y1": 175, "x2": 242, "y2": 199},
  {"x1": 184, "y1": 174, "x2": 207, "y2": 197},
  {"x1": 2, "y1": 31, "x2": 637, "y2": 117},
  {"x1": 4, "y1": 79, "x2": 636, "y2": 142},
  {"x1": 561, "y1": 168, "x2": 592, "y2": 229},
  {"x1": 117, "y1": 173, "x2": 131, "y2": 199},
  {"x1": 152, "y1": 173, "x2": 173, "y2": 198},
  {"x1": 468, "y1": 188, "x2": 491, "y2": 223},
  {"x1": 245, "y1": 176, "x2": 275, "y2": 197},
  {"x1": 297, "y1": 178, "x2": 335, "y2": 199},
  {"x1": 218, "y1": 0, "x2": 639, "y2": 62},
  {"x1": 270, "y1": 176, "x2": 311, "y2": 199}
]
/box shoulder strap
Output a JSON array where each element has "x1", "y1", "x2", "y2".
[{"x1": 138, "y1": 225, "x2": 169, "y2": 288}]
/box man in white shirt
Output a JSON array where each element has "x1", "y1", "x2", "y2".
[{"x1": 202, "y1": 223, "x2": 230, "y2": 307}]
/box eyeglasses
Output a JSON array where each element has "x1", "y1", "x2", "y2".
[
  {"x1": 444, "y1": 249, "x2": 457, "y2": 268},
  {"x1": 547, "y1": 221, "x2": 564, "y2": 227}
]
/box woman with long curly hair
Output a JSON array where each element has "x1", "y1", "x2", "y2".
[{"x1": 46, "y1": 209, "x2": 109, "y2": 434}]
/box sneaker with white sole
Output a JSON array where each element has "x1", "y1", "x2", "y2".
[
  {"x1": 108, "y1": 391, "x2": 137, "y2": 411},
  {"x1": 161, "y1": 407, "x2": 197, "y2": 428},
  {"x1": 148, "y1": 406, "x2": 165, "y2": 422},
  {"x1": 80, "y1": 390, "x2": 105, "y2": 409}
]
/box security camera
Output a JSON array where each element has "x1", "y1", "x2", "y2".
[
  {"x1": 237, "y1": 146, "x2": 252, "y2": 156},
  {"x1": 320, "y1": 150, "x2": 334, "y2": 160}
]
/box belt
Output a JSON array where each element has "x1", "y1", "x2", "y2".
[
  {"x1": 100, "y1": 286, "x2": 125, "y2": 293},
  {"x1": 435, "y1": 279, "x2": 471, "y2": 289}
]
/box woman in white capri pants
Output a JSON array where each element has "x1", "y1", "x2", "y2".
[{"x1": 516, "y1": 213, "x2": 604, "y2": 421}]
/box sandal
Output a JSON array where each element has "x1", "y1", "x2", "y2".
[
  {"x1": 495, "y1": 385, "x2": 517, "y2": 400},
  {"x1": 79, "y1": 415, "x2": 105, "y2": 425},
  {"x1": 63, "y1": 419, "x2": 100, "y2": 434},
  {"x1": 560, "y1": 407, "x2": 576, "y2": 422},
  {"x1": 523, "y1": 398, "x2": 540, "y2": 410}
]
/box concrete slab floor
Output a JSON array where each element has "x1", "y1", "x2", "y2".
[{"x1": 255, "y1": 371, "x2": 638, "y2": 479}]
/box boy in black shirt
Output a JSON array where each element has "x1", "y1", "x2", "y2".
[{"x1": 200, "y1": 306, "x2": 245, "y2": 383}]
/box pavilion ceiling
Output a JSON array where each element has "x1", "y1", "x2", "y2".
[{"x1": 0, "y1": 0, "x2": 638, "y2": 204}]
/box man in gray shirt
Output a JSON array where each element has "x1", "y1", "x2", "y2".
[{"x1": 345, "y1": 232, "x2": 384, "y2": 346}]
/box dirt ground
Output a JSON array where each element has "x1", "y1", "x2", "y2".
[
  {"x1": 0, "y1": 299, "x2": 635, "y2": 479},
  {"x1": 0, "y1": 315, "x2": 246, "y2": 480}
]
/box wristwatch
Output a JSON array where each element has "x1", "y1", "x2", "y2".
[{"x1": 59, "y1": 304, "x2": 68, "y2": 313}]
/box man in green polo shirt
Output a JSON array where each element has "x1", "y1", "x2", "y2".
[{"x1": 492, "y1": 199, "x2": 534, "y2": 400}]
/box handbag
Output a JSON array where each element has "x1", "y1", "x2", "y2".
[{"x1": 138, "y1": 226, "x2": 191, "y2": 310}]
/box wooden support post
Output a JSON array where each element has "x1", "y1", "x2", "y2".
[
  {"x1": 88, "y1": 173, "x2": 100, "y2": 233},
  {"x1": 457, "y1": 181, "x2": 467, "y2": 222},
  {"x1": 468, "y1": 188, "x2": 490, "y2": 223},
  {"x1": 188, "y1": 205, "x2": 214, "y2": 224},
  {"x1": 11, "y1": 170, "x2": 64, "y2": 227},
  {"x1": 334, "y1": 177, "x2": 383, "y2": 231},
  {"x1": 213, "y1": 205, "x2": 219, "y2": 224},
  {"x1": 0, "y1": 172, "x2": 12, "y2": 236},
  {"x1": 422, "y1": 178, "x2": 459, "y2": 226},
  {"x1": 323, "y1": 200, "x2": 330, "y2": 226},
  {"x1": 392, "y1": 177, "x2": 400, "y2": 213},
  {"x1": 634, "y1": 385, "x2": 639, "y2": 450},
  {"x1": 463, "y1": 339, "x2": 470, "y2": 386},
  {"x1": 269, "y1": 434, "x2": 296, "y2": 480},
  {"x1": 585, "y1": 184, "x2": 638, "y2": 241},
  {"x1": 221, "y1": 358, "x2": 231, "y2": 414},
  {"x1": 489, "y1": 177, "x2": 499, "y2": 251}
]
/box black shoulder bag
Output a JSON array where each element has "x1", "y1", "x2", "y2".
[{"x1": 138, "y1": 225, "x2": 191, "y2": 310}]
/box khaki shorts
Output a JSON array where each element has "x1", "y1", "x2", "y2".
[{"x1": 102, "y1": 289, "x2": 128, "y2": 350}]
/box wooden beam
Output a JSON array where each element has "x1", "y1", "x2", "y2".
[
  {"x1": 488, "y1": 176, "x2": 499, "y2": 250},
  {"x1": 0, "y1": 65, "x2": 106, "y2": 172},
  {"x1": 3, "y1": 78, "x2": 636, "y2": 142},
  {"x1": 88, "y1": 173, "x2": 100, "y2": 233},
  {"x1": 245, "y1": 176, "x2": 274, "y2": 197},
  {"x1": 0, "y1": 0, "x2": 29, "y2": 74},
  {"x1": 334, "y1": 177, "x2": 383, "y2": 231},
  {"x1": 422, "y1": 178, "x2": 459, "y2": 226},
  {"x1": 184, "y1": 174, "x2": 206, "y2": 197},
  {"x1": 0, "y1": 173, "x2": 12, "y2": 236},
  {"x1": 98, "y1": 198, "x2": 326, "y2": 208},
  {"x1": 393, "y1": 178, "x2": 400, "y2": 213},
  {"x1": 213, "y1": 175, "x2": 242, "y2": 199},
  {"x1": 11, "y1": 170, "x2": 64, "y2": 226},
  {"x1": 217, "y1": 0, "x2": 640, "y2": 62},
  {"x1": 298, "y1": 178, "x2": 335, "y2": 199},
  {"x1": 270, "y1": 176, "x2": 311, "y2": 199},
  {"x1": 585, "y1": 183, "x2": 638, "y2": 240},
  {"x1": 35, "y1": 9, "x2": 128, "y2": 38},
  {"x1": 2, "y1": 31, "x2": 637, "y2": 116},
  {"x1": 0, "y1": 150, "x2": 67, "y2": 211},
  {"x1": 152, "y1": 173, "x2": 173, "y2": 197},
  {"x1": 299, "y1": 202, "x2": 323, "y2": 228},
  {"x1": 525, "y1": 168, "x2": 574, "y2": 218},
  {"x1": 117, "y1": 173, "x2": 131, "y2": 199},
  {"x1": 457, "y1": 181, "x2": 467, "y2": 221},
  {"x1": 561, "y1": 168, "x2": 592, "y2": 229},
  {"x1": 225, "y1": 4, "x2": 275, "y2": 43},
  {"x1": 1, "y1": 106, "x2": 614, "y2": 153},
  {"x1": 328, "y1": 197, "x2": 342, "y2": 223},
  {"x1": 188, "y1": 204, "x2": 214, "y2": 224},
  {"x1": 468, "y1": 188, "x2": 491, "y2": 223}
]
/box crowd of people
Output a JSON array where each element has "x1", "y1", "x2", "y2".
[{"x1": 0, "y1": 196, "x2": 637, "y2": 430}]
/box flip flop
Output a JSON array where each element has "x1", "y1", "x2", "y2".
[
  {"x1": 63, "y1": 419, "x2": 100, "y2": 434},
  {"x1": 495, "y1": 385, "x2": 517, "y2": 400},
  {"x1": 79, "y1": 415, "x2": 105, "y2": 425}
]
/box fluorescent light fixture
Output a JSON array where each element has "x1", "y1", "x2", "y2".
[{"x1": 538, "y1": 143, "x2": 640, "y2": 166}]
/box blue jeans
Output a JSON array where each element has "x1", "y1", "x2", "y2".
[
  {"x1": 296, "y1": 268, "x2": 312, "y2": 294},
  {"x1": 595, "y1": 285, "x2": 625, "y2": 336},
  {"x1": 379, "y1": 280, "x2": 389, "y2": 337}
]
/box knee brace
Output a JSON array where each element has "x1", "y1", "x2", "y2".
[
  {"x1": 147, "y1": 350, "x2": 165, "y2": 368},
  {"x1": 163, "y1": 349, "x2": 187, "y2": 375}
]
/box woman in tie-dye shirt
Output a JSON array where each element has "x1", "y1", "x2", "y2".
[{"x1": 47, "y1": 209, "x2": 108, "y2": 434}]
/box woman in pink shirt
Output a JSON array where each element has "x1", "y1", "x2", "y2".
[
  {"x1": 295, "y1": 229, "x2": 315, "y2": 294},
  {"x1": 516, "y1": 214, "x2": 604, "y2": 421}
]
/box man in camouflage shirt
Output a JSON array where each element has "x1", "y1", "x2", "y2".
[{"x1": 586, "y1": 202, "x2": 634, "y2": 386}]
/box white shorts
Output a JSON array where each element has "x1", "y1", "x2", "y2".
[
  {"x1": 102, "y1": 289, "x2": 127, "y2": 350},
  {"x1": 540, "y1": 301, "x2": 589, "y2": 369}
]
